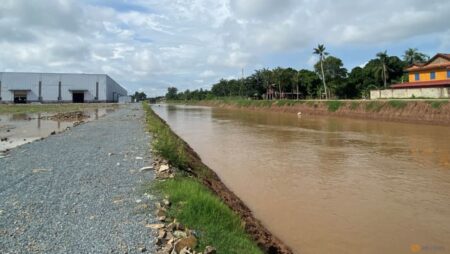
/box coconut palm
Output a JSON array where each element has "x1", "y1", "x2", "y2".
[
  {"x1": 313, "y1": 44, "x2": 329, "y2": 99},
  {"x1": 403, "y1": 48, "x2": 429, "y2": 65},
  {"x1": 272, "y1": 67, "x2": 284, "y2": 99},
  {"x1": 376, "y1": 50, "x2": 389, "y2": 88}
]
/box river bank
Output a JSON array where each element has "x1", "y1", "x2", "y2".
[
  {"x1": 170, "y1": 99, "x2": 450, "y2": 125},
  {"x1": 143, "y1": 103, "x2": 292, "y2": 253},
  {"x1": 153, "y1": 104, "x2": 450, "y2": 253}
]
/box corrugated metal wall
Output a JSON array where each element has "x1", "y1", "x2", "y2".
[{"x1": 0, "y1": 72, "x2": 127, "y2": 103}]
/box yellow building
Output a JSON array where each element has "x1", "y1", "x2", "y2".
[{"x1": 392, "y1": 53, "x2": 450, "y2": 89}]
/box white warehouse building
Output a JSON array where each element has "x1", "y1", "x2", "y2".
[{"x1": 0, "y1": 72, "x2": 127, "y2": 103}]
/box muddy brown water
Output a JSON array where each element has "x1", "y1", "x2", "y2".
[
  {"x1": 152, "y1": 104, "x2": 450, "y2": 254},
  {"x1": 0, "y1": 108, "x2": 111, "y2": 152}
]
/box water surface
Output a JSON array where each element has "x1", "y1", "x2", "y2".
[
  {"x1": 152, "y1": 104, "x2": 450, "y2": 254},
  {"x1": 0, "y1": 108, "x2": 112, "y2": 152}
]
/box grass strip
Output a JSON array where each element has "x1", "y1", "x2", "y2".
[
  {"x1": 387, "y1": 100, "x2": 407, "y2": 109},
  {"x1": 326, "y1": 100, "x2": 343, "y2": 112},
  {"x1": 426, "y1": 100, "x2": 449, "y2": 109},
  {"x1": 149, "y1": 178, "x2": 262, "y2": 253},
  {"x1": 143, "y1": 102, "x2": 262, "y2": 254}
]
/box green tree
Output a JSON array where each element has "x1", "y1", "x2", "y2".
[
  {"x1": 376, "y1": 51, "x2": 389, "y2": 88},
  {"x1": 297, "y1": 69, "x2": 321, "y2": 98},
  {"x1": 346, "y1": 67, "x2": 365, "y2": 98},
  {"x1": 132, "y1": 91, "x2": 147, "y2": 102},
  {"x1": 313, "y1": 44, "x2": 329, "y2": 99},
  {"x1": 259, "y1": 69, "x2": 274, "y2": 99},
  {"x1": 403, "y1": 48, "x2": 429, "y2": 65},
  {"x1": 314, "y1": 56, "x2": 347, "y2": 98},
  {"x1": 272, "y1": 67, "x2": 284, "y2": 98},
  {"x1": 165, "y1": 87, "x2": 178, "y2": 100}
]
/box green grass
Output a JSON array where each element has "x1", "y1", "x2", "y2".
[
  {"x1": 145, "y1": 103, "x2": 188, "y2": 169},
  {"x1": 0, "y1": 103, "x2": 117, "y2": 114},
  {"x1": 365, "y1": 101, "x2": 384, "y2": 112},
  {"x1": 143, "y1": 102, "x2": 262, "y2": 254},
  {"x1": 426, "y1": 100, "x2": 449, "y2": 109},
  {"x1": 350, "y1": 101, "x2": 360, "y2": 110},
  {"x1": 149, "y1": 178, "x2": 261, "y2": 253},
  {"x1": 387, "y1": 100, "x2": 407, "y2": 109},
  {"x1": 326, "y1": 100, "x2": 343, "y2": 112}
]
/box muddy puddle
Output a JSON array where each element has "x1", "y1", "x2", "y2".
[
  {"x1": 0, "y1": 108, "x2": 114, "y2": 153},
  {"x1": 152, "y1": 104, "x2": 450, "y2": 254}
]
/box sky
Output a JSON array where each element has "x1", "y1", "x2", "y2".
[{"x1": 1, "y1": 0, "x2": 449, "y2": 96}]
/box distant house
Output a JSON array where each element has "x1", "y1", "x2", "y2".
[{"x1": 371, "y1": 53, "x2": 450, "y2": 99}]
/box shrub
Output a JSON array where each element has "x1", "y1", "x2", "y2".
[{"x1": 326, "y1": 100, "x2": 343, "y2": 112}]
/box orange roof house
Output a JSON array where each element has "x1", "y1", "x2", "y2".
[{"x1": 391, "y1": 53, "x2": 450, "y2": 89}]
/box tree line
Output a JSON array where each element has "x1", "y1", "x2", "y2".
[{"x1": 166, "y1": 47, "x2": 430, "y2": 100}]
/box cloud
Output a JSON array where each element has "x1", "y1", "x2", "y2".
[{"x1": 0, "y1": 0, "x2": 449, "y2": 96}]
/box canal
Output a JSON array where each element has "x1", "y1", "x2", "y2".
[{"x1": 152, "y1": 104, "x2": 450, "y2": 254}]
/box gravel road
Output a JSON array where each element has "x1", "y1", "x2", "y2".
[{"x1": 0, "y1": 104, "x2": 157, "y2": 253}]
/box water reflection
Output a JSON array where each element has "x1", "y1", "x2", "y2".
[
  {"x1": 0, "y1": 108, "x2": 112, "y2": 152},
  {"x1": 153, "y1": 104, "x2": 450, "y2": 254}
]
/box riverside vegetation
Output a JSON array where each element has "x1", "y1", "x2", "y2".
[
  {"x1": 165, "y1": 98, "x2": 450, "y2": 125},
  {"x1": 143, "y1": 102, "x2": 269, "y2": 254},
  {"x1": 165, "y1": 48, "x2": 432, "y2": 101}
]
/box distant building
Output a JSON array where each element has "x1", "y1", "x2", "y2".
[
  {"x1": 118, "y1": 95, "x2": 132, "y2": 103},
  {"x1": 0, "y1": 72, "x2": 127, "y2": 103},
  {"x1": 371, "y1": 53, "x2": 450, "y2": 99}
]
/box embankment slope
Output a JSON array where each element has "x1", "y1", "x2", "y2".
[{"x1": 191, "y1": 99, "x2": 450, "y2": 125}]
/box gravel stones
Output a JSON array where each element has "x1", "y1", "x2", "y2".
[{"x1": 0, "y1": 104, "x2": 157, "y2": 253}]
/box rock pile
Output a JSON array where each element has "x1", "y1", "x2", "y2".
[
  {"x1": 148, "y1": 156, "x2": 215, "y2": 254},
  {"x1": 149, "y1": 199, "x2": 216, "y2": 254},
  {"x1": 152, "y1": 157, "x2": 175, "y2": 179}
]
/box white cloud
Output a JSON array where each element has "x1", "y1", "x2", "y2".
[{"x1": 0, "y1": 0, "x2": 449, "y2": 96}]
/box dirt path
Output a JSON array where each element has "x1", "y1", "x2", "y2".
[{"x1": 0, "y1": 104, "x2": 156, "y2": 253}]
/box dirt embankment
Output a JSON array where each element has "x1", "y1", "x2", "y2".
[
  {"x1": 193, "y1": 100, "x2": 450, "y2": 125},
  {"x1": 151, "y1": 112, "x2": 293, "y2": 254}
]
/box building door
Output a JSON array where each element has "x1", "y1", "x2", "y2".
[
  {"x1": 72, "y1": 92, "x2": 85, "y2": 103},
  {"x1": 13, "y1": 91, "x2": 27, "y2": 104}
]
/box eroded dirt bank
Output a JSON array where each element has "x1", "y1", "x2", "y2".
[
  {"x1": 192, "y1": 100, "x2": 450, "y2": 125},
  {"x1": 149, "y1": 109, "x2": 293, "y2": 254}
]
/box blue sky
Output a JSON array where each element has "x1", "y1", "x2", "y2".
[{"x1": 0, "y1": 0, "x2": 449, "y2": 96}]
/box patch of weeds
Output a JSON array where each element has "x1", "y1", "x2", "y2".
[
  {"x1": 275, "y1": 100, "x2": 294, "y2": 106},
  {"x1": 388, "y1": 100, "x2": 408, "y2": 109},
  {"x1": 365, "y1": 101, "x2": 384, "y2": 112},
  {"x1": 306, "y1": 101, "x2": 316, "y2": 107},
  {"x1": 350, "y1": 101, "x2": 359, "y2": 110},
  {"x1": 144, "y1": 103, "x2": 188, "y2": 169},
  {"x1": 150, "y1": 178, "x2": 261, "y2": 253},
  {"x1": 326, "y1": 100, "x2": 343, "y2": 112},
  {"x1": 426, "y1": 100, "x2": 449, "y2": 109}
]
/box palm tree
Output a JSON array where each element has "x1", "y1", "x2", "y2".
[
  {"x1": 403, "y1": 48, "x2": 429, "y2": 65},
  {"x1": 257, "y1": 69, "x2": 272, "y2": 100},
  {"x1": 313, "y1": 44, "x2": 329, "y2": 99},
  {"x1": 291, "y1": 72, "x2": 301, "y2": 100},
  {"x1": 376, "y1": 50, "x2": 389, "y2": 88},
  {"x1": 272, "y1": 67, "x2": 284, "y2": 99}
]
